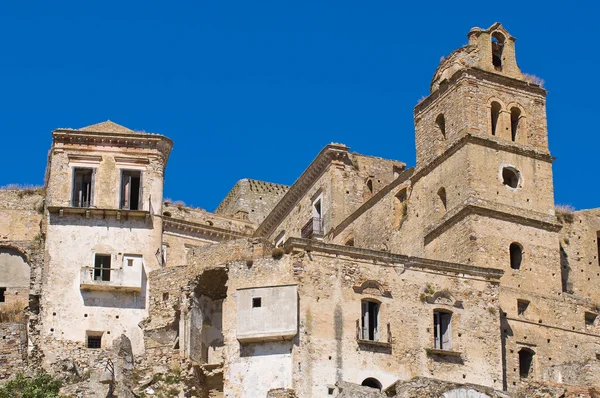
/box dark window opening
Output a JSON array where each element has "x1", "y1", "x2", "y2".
[
  {"x1": 438, "y1": 187, "x2": 447, "y2": 213},
  {"x1": 436, "y1": 114, "x2": 446, "y2": 138},
  {"x1": 510, "y1": 243, "x2": 522, "y2": 270},
  {"x1": 120, "y1": 170, "x2": 142, "y2": 210},
  {"x1": 0, "y1": 287, "x2": 5, "y2": 303},
  {"x1": 72, "y1": 168, "x2": 94, "y2": 208},
  {"x1": 252, "y1": 297, "x2": 262, "y2": 308},
  {"x1": 491, "y1": 32, "x2": 505, "y2": 70},
  {"x1": 314, "y1": 199, "x2": 322, "y2": 218},
  {"x1": 366, "y1": 179, "x2": 373, "y2": 194},
  {"x1": 519, "y1": 348, "x2": 534, "y2": 378},
  {"x1": 502, "y1": 167, "x2": 520, "y2": 188},
  {"x1": 87, "y1": 334, "x2": 102, "y2": 349},
  {"x1": 162, "y1": 292, "x2": 169, "y2": 301},
  {"x1": 94, "y1": 254, "x2": 112, "y2": 281},
  {"x1": 361, "y1": 378, "x2": 382, "y2": 391},
  {"x1": 597, "y1": 233, "x2": 600, "y2": 266},
  {"x1": 434, "y1": 310, "x2": 452, "y2": 350},
  {"x1": 361, "y1": 300, "x2": 380, "y2": 341},
  {"x1": 517, "y1": 299, "x2": 530, "y2": 316},
  {"x1": 510, "y1": 107, "x2": 521, "y2": 142},
  {"x1": 345, "y1": 237, "x2": 354, "y2": 247},
  {"x1": 491, "y1": 102, "x2": 502, "y2": 136},
  {"x1": 585, "y1": 312, "x2": 597, "y2": 327}
]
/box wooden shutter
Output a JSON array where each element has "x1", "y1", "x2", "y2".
[
  {"x1": 121, "y1": 171, "x2": 131, "y2": 209},
  {"x1": 90, "y1": 169, "x2": 96, "y2": 207},
  {"x1": 361, "y1": 301, "x2": 369, "y2": 340},
  {"x1": 441, "y1": 312, "x2": 452, "y2": 350},
  {"x1": 72, "y1": 169, "x2": 82, "y2": 207},
  {"x1": 138, "y1": 172, "x2": 143, "y2": 211},
  {"x1": 434, "y1": 312, "x2": 441, "y2": 349}
]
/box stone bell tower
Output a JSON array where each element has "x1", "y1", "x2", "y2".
[{"x1": 411, "y1": 23, "x2": 562, "y2": 296}]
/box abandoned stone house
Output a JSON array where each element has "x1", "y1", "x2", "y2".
[{"x1": 1, "y1": 22, "x2": 600, "y2": 397}]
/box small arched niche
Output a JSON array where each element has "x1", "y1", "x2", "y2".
[
  {"x1": 510, "y1": 242, "x2": 523, "y2": 270},
  {"x1": 490, "y1": 102, "x2": 502, "y2": 136},
  {"x1": 510, "y1": 107, "x2": 521, "y2": 142},
  {"x1": 437, "y1": 187, "x2": 447, "y2": 214},
  {"x1": 491, "y1": 31, "x2": 505, "y2": 70},
  {"x1": 361, "y1": 377, "x2": 382, "y2": 391},
  {"x1": 502, "y1": 167, "x2": 520, "y2": 189},
  {"x1": 518, "y1": 348, "x2": 535, "y2": 378},
  {"x1": 435, "y1": 114, "x2": 446, "y2": 139}
]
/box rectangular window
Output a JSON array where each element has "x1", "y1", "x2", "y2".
[
  {"x1": 86, "y1": 332, "x2": 103, "y2": 349},
  {"x1": 434, "y1": 311, "x2": 452, "y2": 350},
  {"x1": 120, "y1": 170, "x2": 142, "y2": 210},
  {"x1": 71, "y1": 168, "x2": 95, "y2": 208},
  {"x1": 597, "y1": 233, "x2": 600, "y2": 266},
  {"x1": 94, "y1": 254, "x2": 112, "y2": 282},
  {"x1": 361, "y1": 300, "x2": 380, "y2": 341},
  {"x1": 0, "y1": 287, "x2": 6, "y2": 303},
  {"x1": 252, "y1": 297, "x2": 262, "y2": 308},
  {"x1": 585, "y1": 312, "x2": 597, "y2": 327},
  {"x1": 517, "y1": 299, "x2": 530, "y2": 316}
]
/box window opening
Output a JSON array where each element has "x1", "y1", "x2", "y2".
[
  {"x1": 313, "y1": 199, "x2": 322, "y2": 218},
  {"x1": 510, "y1": 243, "x2": 522, "y2": 270},
  {"x1": 120, "y1": 170, "x2": 142, "y2": 210},
  {"x1": 252, "y1": 297, "x2": 262, "y2": 308},
  {"x1": 517, "y1": 299, "x2": 530, "y2": 316},
  {"x1": 86, "y1": 332, "x2": 102, "y2": 349},
  {"x1": 436, "y1": 114, "x2": 446, "y2": 138},
  {"x1": 502, "y1": 167, "x2": 520, "y2": 188},
  {"x1": 361, "y1": 300, "x2": 380, "y2": 341},
  {"x1": 510, "y1": 107, "x2": 521, "y2": 141},
  {"x1": 438, "y1": 187, "x2": 447, "y2": 213},
  {"x1": 72, "y1": 168, "x2": 94, "y2": 208},
  {"x1": 585, "y1": 312, "x2": 597, "y2": 327},
  {"x1": 94, "y1": 254, "x2": 112, "y2": 281},
  {"x1": 491, "y1": 102, "x2": 502, "y2": 136},
  {"x1": 434, "y1": 310, "x2": 452, "y2": 350},
  {"x1": 491, "y1": 32, "x2": 505, "y2": 70},
  {"x1": 345, "y1": 237, "x2": 355, "y2": 247},
  {"x1": 0, "y1": 287, "x2": 5, "y2": 303},
  {"x1": 366, "y1": 179, "x2": 373, "y2": 194},
  {"x1": 518, "y1": 348, "x2": 534, "y2": 378},
  {"x1": 127, "y1": 259, "x2": 134, "y2": 267},
  {"x1": 361, "y1": 378, "x2": 382, "y2": 391}
]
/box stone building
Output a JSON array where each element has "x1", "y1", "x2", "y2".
[{"x1": 1, "y1": 23, "x2": 599, "y2": 397}]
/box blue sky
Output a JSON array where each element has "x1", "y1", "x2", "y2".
[{"x1": 1, "y1": 1, "x2": 598, "y2": 211}]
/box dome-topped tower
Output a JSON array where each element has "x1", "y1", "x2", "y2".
[{"x1": 430, "y1": 23, "x2": 524, "y2": 92}]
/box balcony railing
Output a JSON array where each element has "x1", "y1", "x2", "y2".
[
  {"x1": 301, "y1": 217, "x2": 324, "y2": 239},
  {"x1": 80, "y1": 267, "x2": 142, "y2": 292}
]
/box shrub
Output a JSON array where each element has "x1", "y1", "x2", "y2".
[
  {"x1": 0, "y1": 301, "x2": 26, "y2": 323},
  {"x1": 271, "y1": 248, "x2": 284, "y2": 260},
  {"x1": 0, "y1": 371, "x2": 62, "y2": 398},
  {"x1": 556, "y1": 204, "x2": 575, "y2": 224},
  {"x1": 523, "y1": 73, "x2": 545, "y2": 88}
]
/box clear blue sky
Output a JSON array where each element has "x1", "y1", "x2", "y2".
[{"x1": 1, "y1": 1, "x2": 598, "y2": 211}]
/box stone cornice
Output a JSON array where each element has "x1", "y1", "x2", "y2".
[
  {"x1": 283, "y1": 237, "x2": 504, "y2": 281},
  {"x1": 52, "y1": 129, "x2": 173, "y2": 162},
  {"x1": 253, "y1": 143, "x2": 350, "y2": 238},
  {"x1": 411, "y1": 134, "x2": 554, "y2": 185},
  {"x1": 424, "y1": 198, "x2": 562, "y2": 244},
  {"x1": 329, "y1": 168, "x2": 414, "y2": 239},
  {"x1": 163, "y1": 217, "x2": 250, "y2": 241}
]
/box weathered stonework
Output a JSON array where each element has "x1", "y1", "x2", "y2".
[{"x1": 1, "y1": 22, "x2": 599, "y2": 398}]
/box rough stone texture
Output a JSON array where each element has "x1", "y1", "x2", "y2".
[{"x1": 0, "y1": 323, "x2": 27, "y2": 380}]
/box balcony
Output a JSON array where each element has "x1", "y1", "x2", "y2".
[
  {"x1": 80, "y1": 267, "x2": 142, "y2": 292},
  {"x1": 301, "y1": 217, "x2": 324, "y2": 239}
]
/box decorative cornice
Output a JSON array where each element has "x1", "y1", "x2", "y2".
[
  {"x1": 283, "y1": 237, "x2": 504, "y2": 281},
  {"x1": 253, "y1": 143, "x2": 350, "y2": 238},
  {"x1": 424, "y1": 198, "x2": 562, "y2": 244},
  {"x1": 411, "y1": 134, "x2": 554, "y2": 185},
  {"x1": 163, "y1": 217, "x2": 251, "y2": 241},
  {"x1": 329, "y1": 168, "x2": 414, "y2": 240}
]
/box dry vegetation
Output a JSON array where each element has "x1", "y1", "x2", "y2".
[
  {"x1": 556, "y1": 204, "x2": 575, "y2": 224},
  {"x1": 0, "y1": 302, "x2": 26, "y2": 323},
  {"x1": 524, "y1": 73, "x2": 545, "y2": 88}
]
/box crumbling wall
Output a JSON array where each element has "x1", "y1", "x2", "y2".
[{"x1": 0, "y1": 323, "x2": 27, "y2": 380}]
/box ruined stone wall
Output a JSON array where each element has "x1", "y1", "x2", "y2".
[
  {"x1": 0, "y1": 323, "x2": 27, "y2": 380},
  {"x1": 215, "y1": 179, "x2": 289, "y2": 225}
]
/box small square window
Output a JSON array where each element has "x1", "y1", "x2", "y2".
[
  {"x1": 0, "y1": 287, "x2": 6, "y2": 303},
  {"x1": 585, "y1": 312, "x2": 597, "y2": 326},
  {"x1": 328, "y1": 387, "x2": 335, "y2": 395},
  {"x1": 517, "y1": 299, "x2": 530, "y2": 316},
  {"x1": 127, "y1": 259, "x2": 134, "y2": 267},
  {"x1": 252, "y1": 297, "x2": 262, "y2": 308},
  {"x1": 86, "y1": 333, "x2": 102, "y2": 349}
]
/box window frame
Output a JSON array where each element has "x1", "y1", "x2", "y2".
[
  {"x1": 94, "y1": 254, "x2": 112, "y2": 282},
  {"x1": 119, "y1": 169, "x2": 143, "y2": 210},
  {"x1": 433, "y1": 309, "x2": 452, "y2": 351},
  {"x1": 71, "y1": 167, "x2": 96, "y2": 208},
  {"x1": 361, "y1": 299, "x2": 381, "y2": 342}
]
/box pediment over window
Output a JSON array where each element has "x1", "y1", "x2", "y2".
[
  {"x1": 353, "y1": 280, "x2": 392, "y2": 298},
  {"x1": 425, "y1": 290, "x2": 462, "y2": 308}
]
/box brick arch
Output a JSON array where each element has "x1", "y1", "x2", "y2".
[{"x1": 0, "y1": 244, "x2": 30, "y2": 264}]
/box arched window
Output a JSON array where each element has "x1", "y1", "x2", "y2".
[
  {"x1": 510, "y1": 243, "x2": 522, "y2": 270},
  {"x1": 518, "y1": 348, "x2": 535, "y2": 378},
  {"x1": 361, "y1": 299, "x2": 380, "y2": 341},
  {"x1": 491, "y1": 102, "x2": 502, "y2": 136},
  {"x1": 437, "y1": 187, "x2": 447, "y2": 214},
  {"x1": 502, "y1": 167, "x2": 520, "y2": 188},
  {"x1": 491, "y1": 32, "x2": 505, "y2": 70},
  {"x1": 436, "y1": 114, "x2": 446, "y2": 139},
  {"x1": 510, "y1": 107, "x2": 521, "y2": 142},
  {"x1": 361, "y1": 378, "x2": 382, "y2": 391},
  {"x1": 433, "y1": 310, "x2": 452, "y2": 350},
  {"x1": 366, "y1": 179, "x2": 373, "y2": 194}
]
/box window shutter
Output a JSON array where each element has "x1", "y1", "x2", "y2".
[
  {"x1": 361, "y1": 301, "x2": 369, "y2": 340},
  {"x1": 138, "y1": 172, "x2": 144, "y2": 211},
  {"x1": 373, "y1": 303, "x2": 380, "y2": 341},
  {"x1": 434, "y1": 312, "x2": 441, "y2": 349},
  {"x1": 73, "y1": 171, "x2": 83, "y2": 207},
  {"x1": 441, "y1": 313, "x2": 452, "y2": 350},
  {"x1": 90, "y1": 169, "x2": 96, "y2": 207},
  {"x1": 121, "y1": 171, "x2": 130, "y2": 209}
]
